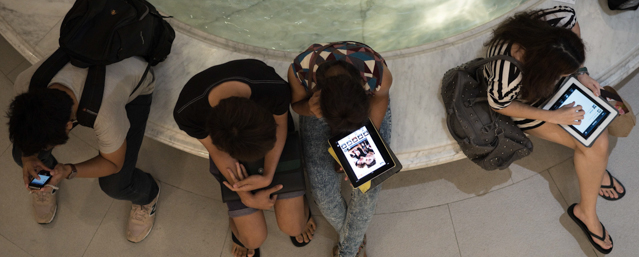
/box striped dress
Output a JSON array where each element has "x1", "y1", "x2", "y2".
[{"x1": 483, "y1": 6, "x2": 577, "y2": 130}]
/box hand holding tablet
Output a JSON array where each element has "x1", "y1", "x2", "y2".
[{"x1": 542, "y1": 77, "x2": 618, "y2": 147}]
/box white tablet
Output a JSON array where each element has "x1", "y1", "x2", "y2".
[{"x1": 542, "y1": 77, "x2": 618, "y2": 147}]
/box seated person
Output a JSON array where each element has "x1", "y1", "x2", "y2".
[
  {"x1": 483, "y1": 6, "x2": 623, "y2": 253},
  {"x1": 288, "y1": 41, "x2": 393, "y2": 257},
  {"x1": 173, "y1": 59, "x2": 315, "y2": 257},
  {"x1": 8, "y1": 56, "x2": 160, "y2": 243}
]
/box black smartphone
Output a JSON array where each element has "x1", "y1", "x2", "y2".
[{"x1": 28, "y1": 171, "x2": 52, "y2": 190}]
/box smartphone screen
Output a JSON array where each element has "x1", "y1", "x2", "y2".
[{"x1": 29, "y1": 173, "x2": 51, "y2": 188}]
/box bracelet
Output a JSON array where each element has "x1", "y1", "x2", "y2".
[{"x1": 575, "y1": 67, "x2": 589, "y2": 76}]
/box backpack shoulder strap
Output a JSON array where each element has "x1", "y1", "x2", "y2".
[
  {"x1": 29, "y1": 48, "x2": 70, "y2": 91},
  {"x1": 76, "y1": 65, "x2": 106, "y2": 128}
]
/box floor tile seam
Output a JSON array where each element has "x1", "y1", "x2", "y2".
[
  {"x1": 375, "y1": 170, "x2": 548, "y2": 215},
  {"x1": 69, "y1": 133, "x2": 99, "y2": 152},
  {"x1": 447, "y1": 204, "x2": 463, "y2": 257},
  {"x1": 4, "y1": 59, "x2": 25, "y2": 79},
  {"x1": 220, "y1": 226, "x2": 231, "y2": 257},
  {"x1": 545, "y1": 169, "x2": 570, "y2": 206},
  {"x1": 0, "y1": 233, "x2": 34, "y2": 257},
  {"x1": 82, "y1": 198, "x2": 115, "y2": 257},
  {"x1": 158, "y1": 180, "x2": 220, "y2": 201},
  {"x1": 0, "y1": 143, "x2": 10, "y2": 158},
  {"x1": 67, "y1": 132, "x2": 99, "y2": 152}
]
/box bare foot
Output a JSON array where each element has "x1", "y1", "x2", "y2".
[
  {"x1": 573, "y1": 204, "x2": 613, "y2": 250},
  {"x1": 600, "y1": 173, "x2": 624, "y2": 199},
  {"x1": 295, "y1": 216, "x2": 317, "y2": 244},
  {"x1": 232, "y1": 242, "x2": 255, "y2": 257}
]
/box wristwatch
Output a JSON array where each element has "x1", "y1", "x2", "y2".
[
  {"x1": 66, "y1": 163, "x2": 78, "y2": 179},
  {"x1": 575, "y1": 67, "x2": 589, "y2": 76}
]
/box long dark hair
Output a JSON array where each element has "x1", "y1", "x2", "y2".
[
  {"x1": 486, "y1": 10, "x2": 585, "y2": 102},
  {"x1": 315, "y1": 60, "x2": 370, "y2": 134}
]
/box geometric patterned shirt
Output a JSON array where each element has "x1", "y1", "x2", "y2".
[{"x1": 291, "y1": 41, "x2": 387, "y2": 94}]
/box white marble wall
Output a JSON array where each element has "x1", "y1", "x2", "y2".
[{"x1": 1, "y1": 0, "x2": 638, "y2": 170}]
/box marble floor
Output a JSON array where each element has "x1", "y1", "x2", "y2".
[{"x1": 1, "y1": 35, "x2": 639, "y2": 257}]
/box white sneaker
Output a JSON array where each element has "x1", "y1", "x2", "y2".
[
  {"x1": 31, "y1": 189, "x2": 57, "y2": 224},
  {"x1": 126, "y1": 181, "x2": 160, "y2": 243}
]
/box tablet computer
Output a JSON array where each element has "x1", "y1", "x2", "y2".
[
  {"x1": 542, "y1": 77, "x2": 618, "y2": 147},
  {"x1": 328, "y1": 120, "x2": 402, "y2": 189}
]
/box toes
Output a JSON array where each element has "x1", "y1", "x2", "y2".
[
  {"x1": 247, "y1": 249, "x2": 255, "y2": 257},
  {"x1": 296, "y1": 234, "x2": 304, "y2": 243},
  {"x1": 303, "y1": 231, "x2": 310, "y2": 243},
  {"x1": 613, "y1": 179, "x2": 625, "y2": 194}
]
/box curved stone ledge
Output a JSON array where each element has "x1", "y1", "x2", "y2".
[{"x1": 1, "y1": 0, "x2": 638, "y2": 171}]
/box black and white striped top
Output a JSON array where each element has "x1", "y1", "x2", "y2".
[{"x1": 483, "y1": 6, "x2": 577, "y2": 130}]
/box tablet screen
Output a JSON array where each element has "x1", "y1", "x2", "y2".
[
  {"x1": 336, "y1": 126, "x2": 388, "y2": 180},
  {"x1": 550, "y1": 84, "x2": 610, "y2": 139}
]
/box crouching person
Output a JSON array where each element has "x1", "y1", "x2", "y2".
[
  {"x1": 8, "y1": 56, "x2": 160, "y2": 243},
  {"x1": 173, "y1": 59, "x2": 316, "y2": 257}
]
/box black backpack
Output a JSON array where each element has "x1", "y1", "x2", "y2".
[
  {"x1": 441, "y1": 55, "x2": 533, "y2": 170},
  {"x1": 29, "y1": 0, "x2": 175, "y2": 128}
]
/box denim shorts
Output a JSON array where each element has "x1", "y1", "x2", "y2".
[{"x1": 208, "y1": 157, "x2": 305, "y2": 218}]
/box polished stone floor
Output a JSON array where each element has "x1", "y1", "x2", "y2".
[{"x1": 0, "y1": 35, "x2": 638, "y2": 257}]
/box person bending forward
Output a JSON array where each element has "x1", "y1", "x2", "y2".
[{"x1": 173, "y1": 59, "x2": 315, "y2": 257}]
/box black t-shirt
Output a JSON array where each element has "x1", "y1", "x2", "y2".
[{"x1": 173, "y1": 59, "x2": 291, "y2": 139}]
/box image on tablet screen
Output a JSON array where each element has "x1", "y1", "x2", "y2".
[
  {"x1": 551, "y1": 84, "x2": 610, "y2": 138},
  {"x1": 337, "y1": 126, "x2": 386, "y2": 180}
]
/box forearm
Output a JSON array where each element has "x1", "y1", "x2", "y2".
[
  {"x1": 72, "y1": 155, "x2": 121, "y2": 178},
  {"x1": 291, "y1": 99, "x2": 313, "y2": 116},
  {"x1": 262, "y1": 115, "x2": 288, "y2": 181},
  {"x1": 369, "y1": 95, "x2": 389, "y2": 129},
  {"x1": 494, "y1": 101, "x2": 555, "y2": 123}
]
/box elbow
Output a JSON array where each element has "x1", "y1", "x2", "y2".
[{"x1": 110, "y1": 163, "x2": 124, "y2": 175}]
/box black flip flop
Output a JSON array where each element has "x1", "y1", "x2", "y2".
[
  {"x1": 290, "y1": 208, "x2": 314, "y2": 247},
  {"x1": 567, "y1": 204, "x2": 613, "y2": 254},
  {"x1": 232, "y1": 233, "x2": 260, "y2": 257},
  {"x1": 599, "y1": 170, "x2": 626, "y2": 201}
]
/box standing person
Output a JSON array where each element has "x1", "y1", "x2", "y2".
[
  {"x1": 173, "y1": 59, "x2": 316, "y2": 257},
  {"x1": 288, "y1": 41, "x2": 393, "y2": 257},
  {"x1": 483, "y1": 6, "x2": 624, "y2": 254},
  {"x1": 8, "y1": 56, "x2": 160, "y2": 243}
]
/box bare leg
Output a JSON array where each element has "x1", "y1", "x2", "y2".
[
  {"x1": 230, "y1": 211, "x2": 267, "y2": 257},
  {"x1": 274, "y1": 195, "x2": 316, "y2": 243},
  {"x1": 526, "y1": 124, "x2": 612, "y2": 250}
]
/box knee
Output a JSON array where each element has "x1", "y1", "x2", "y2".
[
  {"x1": 277, "y1": 217, "x2": 304, "y2": 237},
  {"x1": 240, "y1": 230, "x2": 267, "y2": 250},
  {"x1": 98, "y1": 178, "x2": 129, "y2": 200},
  {"x1": 580, "y1": 132, "x2": 609, "y2": 157}
]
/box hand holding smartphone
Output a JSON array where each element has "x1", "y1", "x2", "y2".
[{"x1": 28, "y1": 171, "x2": 52, "y2": 190}]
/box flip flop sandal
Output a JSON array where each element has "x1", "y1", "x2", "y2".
[
  {"x1": 232, "y1": 233, "x2": 260, "y2": 257},
  {"x1": 290, "y1": 207, "x2": 314, "y2": 247},
  {"x1": 567, "y1": 204, "x2": 613, "y2": 254},
  {"x1": 599, "y1": 170, "x2": 626, "y2": 201}
]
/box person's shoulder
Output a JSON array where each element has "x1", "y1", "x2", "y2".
[{"x1": 108, "y1": 56, "x2": 148, "y2": 73}]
